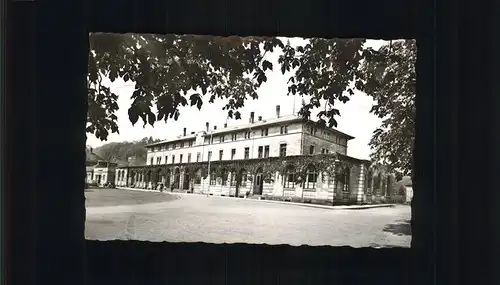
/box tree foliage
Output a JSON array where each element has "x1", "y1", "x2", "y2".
[
  {"x1": 360, "y1": 40, "x2": 416, "y2": 177},
  {"x1": 93, "y1": 136, "x2": 161, "y2": 164},
  {"x1": 88, "y1": 34, "x2": 415, "y2": 176}
]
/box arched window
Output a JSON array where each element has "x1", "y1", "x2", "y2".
[
  {"x1": 386, "y1": 175, "x2": 393, "y2": 196},
  {"x1": 221, "y1": 169, "x2": 228, "y2": 186},
  {"x1": 374, "y1": 173, "x2": 383, "y2": 195},
  {"x1": 240, "y1": 169, "x2": 248, "y2": 187},
  {"x1": 283, "y1": 166, "x2": 296, "y2": 189},
  {"x1": 304, "y1": 165, "x2": 318, "y2": 189},
  {"x1": 365, "y1": 170, "x2": 373, "y2": 194},
  {"x1": 229, "y1": 169, "x2": 237, "y2": 186},
  {"x1": 210, "y1": 169, "x2": 217, "y2": 185},
  {"x1": 165, "y1": 169, "x2": 171, "y2": 186},
  {"x1": 194, "y1": 169, "x2": 202, "y2": 184},
  {"x1": 342, "y1": 168, "x2": 351, "y2": 192}
]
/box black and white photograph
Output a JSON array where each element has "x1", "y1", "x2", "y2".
[{"x1": 85, "y1": 34, "x2": 415, "y2": 248}]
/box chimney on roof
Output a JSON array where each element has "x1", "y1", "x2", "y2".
[
  {"x1": 183, "y1": 128, "x2": 187, "y2": 136},
  {"x1": 206, "y1": 122, "x2": 209, "y2": 132},
  {"x1": 214, "y1": 125, "x2": 217, "y2": 130},
  {"x1": 276, "y1": 105, "x2": 281, "y2": 118},
  {"x1": 250, "y1": 112, "x2": 255, "y2": 123},
  {"x1": 224, "y1": 123, "x2": 227, "y2": 128},
  {"x1": 258, "y1": 116, "x2": 262, "y2": 121},
  {"x1": 191, "y1": 131, "x2": 195, "y2": 135}
]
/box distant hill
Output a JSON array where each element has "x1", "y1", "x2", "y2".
[{"x1": 93, "y1": 136, "x2": 161, "y2": 166}]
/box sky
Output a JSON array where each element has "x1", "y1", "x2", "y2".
[{"x1": 86, "y1": 38, "x2": 389, "y2": 160}]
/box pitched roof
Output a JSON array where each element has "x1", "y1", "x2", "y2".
[
  {"x1": 145, "y1": 114, "x2": 355, "y2": 147},
  {"x1": 86, "y1": 149, "x2": 104, "y2": 164}
]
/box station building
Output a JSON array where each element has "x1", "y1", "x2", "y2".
[{"x1": 115, "y1": 106, "x2": 400, "y2": 205}]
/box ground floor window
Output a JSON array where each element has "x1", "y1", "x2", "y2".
[
  {"x1": 240, "y1": 170, "x2": 247, "y2": 187},
  {"x1": 304, "y1": 166, "x2": 318, "y2": 189},
  {"x1": 210, "y1": 169, "x2": 216, "y2": 185},
  {"x1": 283, "y1": 167, "x2": 296, "y2": 189},
  {"x1": 230, "y1": 171, "x2": 237, "y2": 186},
  {"x1": 221, "y1": 169, "x2": 228, "y2": 186},
  {"x1": 194, "y1": 170, "x2": 202, "y2": 184},
  {"x1": 342, "y1": 169, "x2": 350, "y2": 192}
]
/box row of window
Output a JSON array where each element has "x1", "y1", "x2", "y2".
[
  {"x1": 150, "y1": 124, "x2": 291, "y2": 152},
  {"x1": 150, "y1": 143, "x2": 340, "y2": 165},
  {"x1": 149, "y1": 144, "x2": 289, "y2": 165},
  {"x1": 282, "y1": 167, "x2": 351, "y2": 190},
  {"x1": 308, "y1": 126, "x2": 347, "y2": 145},
  {"x1": 308, "y1": 145, "x2": 332, "y2": 155},
  {"x1": 200, "y1": 167, "x2": 350, "y2": 191}
]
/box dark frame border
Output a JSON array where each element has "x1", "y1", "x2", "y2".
[{"x1": 8, "y1": 0, "x2": 491, "y2": 283}]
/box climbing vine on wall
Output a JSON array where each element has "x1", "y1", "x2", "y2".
[{"x1": 122, "y1": 154, "x2": 373, "y2": 183}]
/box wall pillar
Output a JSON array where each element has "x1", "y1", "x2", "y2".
[{"x1": 356, "y1": 164, "x2": 366, "y2": 204}]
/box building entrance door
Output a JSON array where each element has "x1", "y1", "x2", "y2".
[
  {"x1": 253, "y1": 169, "x2": 263, "y2": 195},
  {"x1": 183, "y1": 174, "x2": 190, "y2": 190}
]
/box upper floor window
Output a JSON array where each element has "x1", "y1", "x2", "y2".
[
  {"x1": 196, "y1": 152, "x2": 201, "y2": 162},
  {"x1": 231, "y1": 133, "x2": 237, "y2": 141},
  {"x1": 280, "y1": 125, "x2": 289, "y2": 134},
  {"x1": 219, "y1": 136, "x2": 224, "y2": 143},
  {"x1": 171, "y1": 155, "x2": 175, "y2": 164},
  {"x1": 150, "y1": 157, "x2": 154, "y2": 165},
  {"x1": 309, "y1": 145, "x2": 315, "y2": 155},
  {"x1": 244, "y1": 131, "x2": 251, "y2": 139},
  {"x1": 179, "y1": 154, "x2": 183, "y2": 163},
  {"x1": 188, "y1": 140, "x2": 193, "y2": 147},
  {"x1": 321, "y1": 148, "x2": 326, "y2": 154},
  {"x1": 180, "y1": 141, "x2": 184, "y2": 148},
  {"x1": 261, "y1": 128, "x2": 269, "y2": 136},
  {"x1": 264, "y1": 145, "x2": 270, "y2": 158},
  {"x1": 279, "y1": 143, "x2": 287, "y2": 157},
  {"x1": 156, "y1": 157, "x2": 162, "y2": 165},
  {"x1": 219, "y1": 150, "x2": 223, "y2": 161},
  {"x1": 244, "y1": 147, "x2": 250, "y2": 159},
  {"x1": 187, "y1": 153, "x2": 191, "y2": 163},
  {"x1": 208, "y1": 151, "x2": 212, "y2": 161},
  {"x1": 231, "y1": 149, "x2": 236, "y2": 160},
  {"x1": 165, "y1": 156, "x2": 168, "y2": 164},
  {"x1": 258, "y1": 146, "x2": 263, "y2": 158}
]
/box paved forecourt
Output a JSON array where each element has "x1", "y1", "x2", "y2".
[{"x1": 85, "y1": 188, "x2": 411, "y2": 248}]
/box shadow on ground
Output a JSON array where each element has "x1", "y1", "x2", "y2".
[{"x1": 383, "y1": 219, "x2": 412, "y2": 236}]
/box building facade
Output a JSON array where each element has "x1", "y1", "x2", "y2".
[
  {"x1": 86, "y1": 148, "x2": 117, "y2": 186},
  {"x1": 115, "y1": 106, "x2": 400, "y2": 205}
]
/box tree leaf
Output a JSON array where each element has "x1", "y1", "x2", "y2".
[{"x1": 262, "y1": 60, "x2": 273, "y2": 71}]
